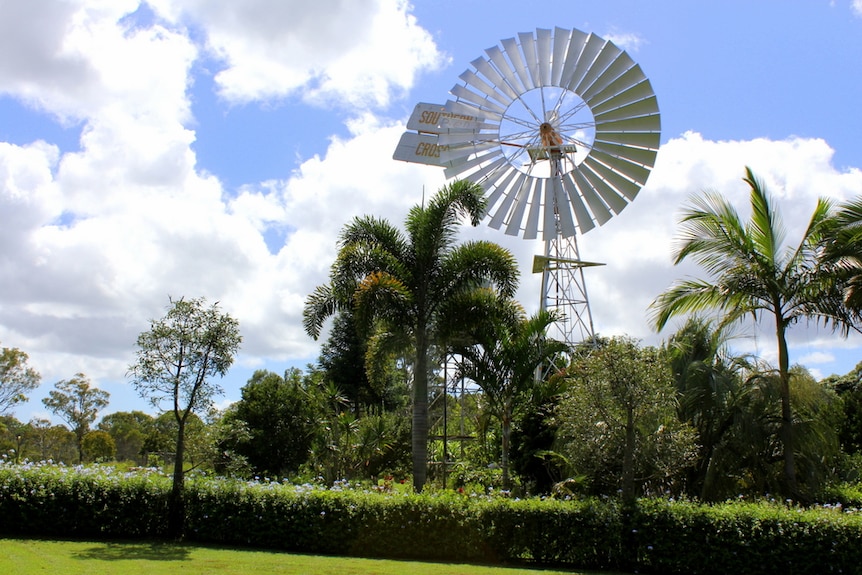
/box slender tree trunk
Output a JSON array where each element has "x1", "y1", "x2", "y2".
[
  {"x1": 622, "y1": 405, "x2": 636, "y2": 504},
  {"x1": 501, "y1": 410, "x2": 511, "y2": 491},
  {"x1": 412, "y1": 331, "x2": 429, "y2": 492},
  {"x1": 168, "y1": 418, "x2": 186, "y2": 539},
  {"x1": 775, "y1": 318, "x2": 798, "y2": 497}
]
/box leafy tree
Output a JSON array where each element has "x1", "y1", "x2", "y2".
[
  {"x1": 650, "y1": 167, "x2": 858, "y2": 498},
  {"x1": 318, "y1": 311, "x2": 385, "y2": 413},
  {"x1": 42, "y1": 373, "x2": 109, "y2": 463},
  {"x1": 0, "y1": 344, "x2": 41, "y2": 415},
  {"x1": 556, "y1": 337, "x2": 697, "y2": 502},
  {"x1": 128, "y1": 296, "x2": 241, "y2": 538},
  {"x1": 225, "y1": 369, "x2": 317, "y2": 478},
  {"x1": 98, "y1": 411, "x2": 153, "y2": 464},
  {"x1": 664, "y1": 316, "x2": 755, "y2": 499},
  {"x1": 81, "y1": 430, "x2": 116, "y2": 462},
  {"x1": 823, "y1": 361, "x2": 862, "y2": 455},
  {"x1": 26, "y1": 418, "x2": 77, "y2": 463},
  {"x1": 446, "y1": 294, "x2": 567, "y2": 490},
  {"x1": 304, "y1": 180, "x2": 519, "y2": 491}
]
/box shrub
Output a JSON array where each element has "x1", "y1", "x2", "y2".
[{"x1": 3, "y1": 462, "x2": 862, "y2": 573}]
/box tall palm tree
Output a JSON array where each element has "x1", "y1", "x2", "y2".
[
  {"x1": 444, "y1": 294, "x2": 567, "y2": 490},
  {"x1": 303, "y1": 180, "x2": 519, "y2": 491},
  {"x1": 649, "y1": 167, "x2": 856, "y2": 497}
]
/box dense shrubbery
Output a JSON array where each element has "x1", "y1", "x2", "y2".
[{"x1": 2, "y1": 462, "x2": 862, "y2": 574}]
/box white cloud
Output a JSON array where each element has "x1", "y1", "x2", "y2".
[
  {"x1": 853, "y1": 0, "x2": 862, "y2": 17},
  {"x1": 150, "y1": 0, "x2": 446, "y2": 107}
]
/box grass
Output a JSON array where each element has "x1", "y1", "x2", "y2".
[{"x1": 0, "y1": 538, "x2": 631, "y2": 575}]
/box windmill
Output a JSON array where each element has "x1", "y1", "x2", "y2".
[{"x1": 394, "y1": 26, "x2": 660, "y2": 348}]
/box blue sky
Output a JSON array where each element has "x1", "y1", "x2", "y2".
[{"x1": 2, "y1": 0, "x2": 862, "y2": 424}]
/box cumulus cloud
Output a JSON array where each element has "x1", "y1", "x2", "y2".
[
  {"x1": 149, "y1": 0, "x2": 446, "y2": 107},
  {"x1": 2, "y1": 1, "x2": 862, "y2": 422}
]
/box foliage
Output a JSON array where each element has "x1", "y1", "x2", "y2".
[
  {"x1": 444, "y1": 293, "x2": 567, "y2": 490},
  {"x1": 650, "y1": 167, "x2": 859, "y2": 498},
  {"x1": 303, "y1": 180, "x2": 519, "y2": 492},
  {"x1": 128, "y1": 295, "x2": 241, "y2": 538},
  {"x1": 556, "y1": 337, "x2": 698, "y2": 501},
  {"x1": 223, "y1": 369, "x2": 318, "y2": 478},
  {"x1": 0, "y1": 344, "x2": 41, "y2": 415},
  {"x1": 81, "y1": 430, "x2": 116, "y2": 462},
  {"x1": 98, "y1": 410, "x2": 153, "y2": 464},
  {"x1": 5, "y1": 462, "x2": 862, "y2": 574},
  {"x1": 41, "y1": 373, "x2": 109, "y2": 463}
]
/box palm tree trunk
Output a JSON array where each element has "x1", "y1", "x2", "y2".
[
  {"x1": 775, "y1": 318, "x2": 798, "y2": 497},
  {"x1": 501, "y1": 410, "x2": 511, "y2": 491},
  {"x1": 412, "y1": 332, "x2": 429, "y2": 492}
]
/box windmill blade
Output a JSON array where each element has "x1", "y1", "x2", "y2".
[
  {"x1": 459, "y1": 69, "x2": 513, "y2": 107},
  {"x1": 579, "y1": 163, "x2": 629, "y2": 214},
  {"x1": 502, "y1": 37, "x2": 533, "y2": 90},
  {"x1": 588, "y1": 69, "x2": 652, "y2": 111},
  {"x1": 488, "y1": 171, "x2": 527, "y2": 230},
  {"x1": 519, "y1": 31, "x2": 542, "y2": 89},
  {"x1": 504, "y1": 176, "x2": 535, "y2": 236},
  {"x1": 574, "y1": 41, "x2": 622, "y2": 97},
  {"x1": 524, "y1": 178, "x2": 543, "y2": 239},
  {"x1": 571, "y1": 168, "x2": 612, "y2": 226},
  {"x1": 592, "y1": 140, "x2": 659, "y2": 168},
  {"x1": 594, "y1": 96, "x2": 659, "y2": 123},
  {"x1": 561, "y1": 173, "x2": 597, "y2": 234},
  {"x1": 471, "y1": 56, "x2": 520, "y2": 101},
  {"x1": 551, "y1": 27, "x2": 572, "y2": 86},
  {"x1": 595, "y1": 114, "x2": 661, "y2": 133},
  {"x1": 483, "y1": 166, "x2": 521, "y2": 215},
  {"x1": 559, "y1": 29, "x2": 590, "y2": 89},
  {"x1": 581, "y1": 157, "x2": 644, "y2": 201},
  {"x1": 565, "y1": 34, "x2": 606, "y2": 92},
  {"x1": 450, "y1": 84, "x2": 507, "y2": 115},
  {"x1": 445, "y1": 99, "x2": 504, "y2": 123},
  {"x1": 580, "y1": 51, "x2": 635, "y2": 103},
  {"x1": 594, "y1": 131, "x2": 661, "y2": 150},
  {"x1": 586, "y1": 150, "x2": 653, "y2": 185},
  {"x1": 535, "y1": 28, "x2": 553, "y2": 86},
  {"x1": 486, "y1": 45, "x2": 525, "y2": 94}
]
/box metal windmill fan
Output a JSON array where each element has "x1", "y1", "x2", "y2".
[{"x1": 394, "y1": 27, "x2": 660, "y2": 345}]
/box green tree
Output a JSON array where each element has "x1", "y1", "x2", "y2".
[
  {"x1": 303, "y1": 180, "x2": 519, "y2": 491},
  {"x1": 81, "y1": 429, "x2": 116, "y2": 462},
  {"x1": 0, "y1": 344, "x2": 41, "y2": 415},
  {"x1": 446, "y1": 294, "x2": 567, "y2": 490},
  {"x1": 42, "y1": 374, "x2": 109, "y2": 463},
  {"x1": 664, "y1": 316, "x2": 756, "y2": 500},
  {"x1": 226, "y1": 369, "x2": 317, "y2": 478},
  {"x1": 650, "y1": 167, "x2": 857, "y2": 498},
  {"x1": 128, "y1": 296, "x2": 241, "y2": 538},
  {"x1": 98, "y1": 411, "x2": 153, "y2": 464},
  {"x1": 556, "y1": 337, "x2": 697, "y2": 502}
]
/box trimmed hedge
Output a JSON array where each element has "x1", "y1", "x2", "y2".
[{"x1": 2, "y1": 463, "x2": 862, "y2": 574}]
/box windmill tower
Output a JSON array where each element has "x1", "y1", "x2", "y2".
[{"x1": 394, "y1": 27, "x2": 660, "y2": 348}]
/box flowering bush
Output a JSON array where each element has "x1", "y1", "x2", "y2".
[{"x1": 3, "y1": 461, "x2": 862, "y2": 573}]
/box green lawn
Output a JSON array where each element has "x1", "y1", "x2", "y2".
[{"x1": 0, "y1": 538, "x2": 630, "y2": 575}]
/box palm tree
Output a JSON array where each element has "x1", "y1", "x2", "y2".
[
  {"x1": 303, "y1": 180, "x2": 519, "y2": 491},
  {"x1": 665, "y1": 316, "x2": 758, "y2": 499},
  {"x1": 649, "y1": 167, "x2": 856, "y2": 497},
  {"x1": 445, "y1": 294, "x2": 567, "y2": 490}
]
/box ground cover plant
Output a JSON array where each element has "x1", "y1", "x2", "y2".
[{"x1": 3, "y1": 462, "x2": 862, "y2": 574}]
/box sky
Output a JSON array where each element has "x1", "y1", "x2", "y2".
[{"x1": 2, "y1": 0, "x2": 862, "y2": 424}]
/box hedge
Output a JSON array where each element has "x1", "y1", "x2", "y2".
[{"x1": 2, "y1": 463, "x2": 861, "y2": 574}]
